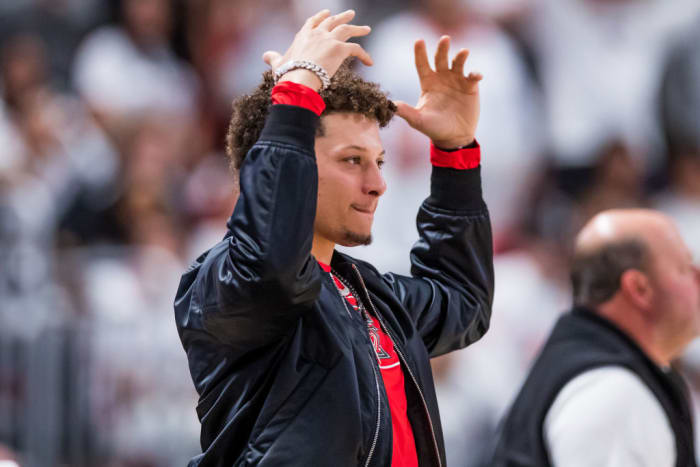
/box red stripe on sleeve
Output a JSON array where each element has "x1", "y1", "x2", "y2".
[
  {"x1": 271, "y1": 81, "x2": 326, "y2": 116},
  {"x1": 430, "y1": 140, "x2": 481, "y2": 170}
]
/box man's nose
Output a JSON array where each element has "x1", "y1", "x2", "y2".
[{"x1": 364, "y1": 164, "x2": 387, "y2": 197}]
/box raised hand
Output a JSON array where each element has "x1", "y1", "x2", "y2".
[
  {"x1": 395, "y1": 36, "x2": 483, "y2": 149},
  {"x1": 262, "y1": 9, "x2": 372, "y2": 91}
]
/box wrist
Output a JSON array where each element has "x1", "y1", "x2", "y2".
[
  {"x1": 432, "y1": 137, "x2": 475, "y2": 151},
  {"x1": 277, "y1": 69, "x2": 323, "y2": 92},
  {"x1": 430, "y1": 139, "x2": 481, "y2": 170},
  {"x1": 271, "y1": 81, "x2": 326, "y2": 116}
]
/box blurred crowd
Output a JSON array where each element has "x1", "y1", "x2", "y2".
[{"x1": 0, "y1": 0, "x2": 698, "y2": 465}]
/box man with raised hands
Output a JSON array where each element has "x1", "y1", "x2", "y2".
[{"x1": 174, "y1": 9, "x2": 493, "y2": 466}]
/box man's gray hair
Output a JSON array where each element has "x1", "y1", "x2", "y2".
[{"x1": 571, "y1": 238, "x2": 649, "y2": 308}]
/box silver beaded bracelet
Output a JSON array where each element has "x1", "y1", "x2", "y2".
[{"x1": 274, "y1": 60, "x2": 331, "y2": 90}]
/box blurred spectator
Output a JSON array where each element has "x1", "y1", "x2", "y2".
[
  {"x1": 0, "y1": 0, "x2": 105, "y2": 91},
  {"x1": 73, "y1": 119, "x2": 202, "y2": 465},
  {"x1": 72, "y1": 0, "x2": 199, "y2": 136},
  {"x1": 653, "y1": 28, "x2": 700, "y2": 458},
  {"x1": 0, "y1": 28, "x2": 119, "y2": 466},
  {"x1": 576, "y1": 140, "x2": 648, "y2": 224},
  {"x1": 655, "y1": 14, "x2": 700, "y2": 260},
  {"x1": 520, "y1": 0, "x2": 700, "y2": 171},
  {"x1": 660, "y1": 14, "x2": 700, "y2": 161},
  {"x1": 78, "y1": 241, "x2": 200, "y2": 466},
  {"x1": 653, "y1": 153, "x2": 700, "y2": 261},
  {"x1": 0, "y1": 31, "x2": 119, "y2": 246}
]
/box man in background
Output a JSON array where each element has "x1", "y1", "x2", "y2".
[{"x1": 491, "y1": 208, "x2": 700, "y2": 466}]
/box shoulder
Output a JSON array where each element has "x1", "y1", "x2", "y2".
[
  {"x1": 549, "y1": 366, "x2": 662, "y2": 418},
  {"x1": 176, "y1": 240, "x2": 227, "y2": 299},
  {"x1": 73, "y1": 27, "x2": 134, "y2": 87},
  {"x1": 76, "y1": 26, "x2": 130, "y2": 57},
  {"x1": 544, "y1": 366, "x2": 675, "y2": 467}
]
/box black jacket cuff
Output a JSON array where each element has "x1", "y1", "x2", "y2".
[
  {"x1": 426, "y1": 166, "x2": 486, "y2": 212},
  {"x1": 258, "y1": 104, "x2": 320, "y2": 154}
]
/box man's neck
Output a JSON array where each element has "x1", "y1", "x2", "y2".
[
  {"x1": 312, "y1": 235, "x2": 335, "y2": 265},
  {"x1": 597, "y1": 305, "x2": 672, "y2": 367}
]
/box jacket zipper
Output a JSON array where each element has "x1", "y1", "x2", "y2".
[
  {"x1": 351, "y1": 264, "x2": 443, "y2": 467},
  {"x1": 327, "y1": 270, "x2": 353, "y2": 317},
  {"x1": 365, "y1": 354, "x2": 382, "y2": 467},
  {"x1": 329, "y1": 267, "x2": 382, "y2": 467}
]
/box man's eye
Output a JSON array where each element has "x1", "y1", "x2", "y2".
[
  {"x1": 377, "y1": 160, "x2": 385, "y2": 169},
  {"x1": 345, "y1": 157, "x2": 361, "y2": 165}
]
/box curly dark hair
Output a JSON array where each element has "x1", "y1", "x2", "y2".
[{"x1": 225, "y1": 61, "x2": 396, "y2": 170}]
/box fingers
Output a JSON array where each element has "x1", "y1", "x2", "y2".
[
  {"x1": 414, "y1": 39, "x2": 432, "y2": 80},
  {"x1": 451, "y1": 48, "x2": 469, "y2": 75},
  {"x1": 263, "y1": 50, "x2": 283, "y2": 68},
  {"x1": 346, "y1": 42, "x2": 373, "y2": 66},
  {"x1": 332, "y1": 24, "x2": 371, "y2": 41},
  {"x1": 320, "y1": 9, "x2": 355, "y2": 31},
  {"x1": 394, "y1": 101, "x2": 422, "y2": 129},
  {"x1": 305, "y1": 9, "x2": 331, "y2": 29},
  {"x1": 434, "y1": 36, "x2": 450, "y2": 72},
  {"x1": 464, "y1": 71, "x2": 483, "y2": 93}
]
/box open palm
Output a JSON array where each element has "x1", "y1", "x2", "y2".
[{"x1": 395, "y1": 36, "x2": 482, "y2": 149}]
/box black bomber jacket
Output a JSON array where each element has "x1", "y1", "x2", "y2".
[{"x1": 174, "y1": 104, "x2": 495, "y2": 466}]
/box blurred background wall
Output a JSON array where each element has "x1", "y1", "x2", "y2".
[{"x1": 0, "y1": 0, "x2": 699, "y2": 465}]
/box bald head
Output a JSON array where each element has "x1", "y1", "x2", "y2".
[
  {"x1": 571, "y1": 209, "x2": 700, "y2": 364},
  {"x1": 575, "y1": 209, "x2": 676, "y2": 257},
  {"x1": 571, "y1": 209, "x2": 679, "y2": 308}
]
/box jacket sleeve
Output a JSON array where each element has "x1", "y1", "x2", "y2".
[
  {"x1": 382, "y1": 166, "x2": 494, "y2": 357},
  {"x1": 176, "y1": 105, "x2": 323, "y2": 349}
]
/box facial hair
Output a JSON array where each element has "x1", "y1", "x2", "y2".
[{"x1": 342, "y1": 228, "x2": 372, "y2": 246}]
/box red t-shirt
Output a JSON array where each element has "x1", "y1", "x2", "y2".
[{"x1": 318, "y1": 261, "x2": 418, "y2": 467}]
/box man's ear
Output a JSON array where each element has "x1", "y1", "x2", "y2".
[{"x1": 619, "y1": 269, "x2": 654, "y2": 311}]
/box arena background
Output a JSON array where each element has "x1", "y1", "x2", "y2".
[{"x1": 0, "y1": 0, "x2": 699, "y2": 465}]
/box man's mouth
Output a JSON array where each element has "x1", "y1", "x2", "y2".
[{"x1": 351, "y1": 205, "x2": 375, "y2": 215}]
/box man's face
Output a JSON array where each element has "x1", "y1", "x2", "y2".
[
  {"x1": 647, "y1": 222, "x2": 700, "y2": 346},
  {"x1": 124, "y1": 0, "x2": 171, "y2": 46},
  {"x1": 313, "y1": 112, "x2": 386, "y2": 247}
]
